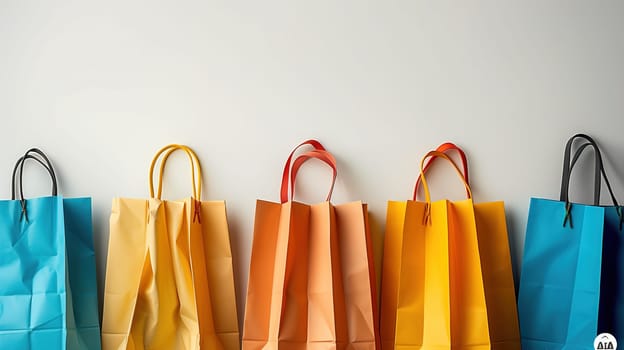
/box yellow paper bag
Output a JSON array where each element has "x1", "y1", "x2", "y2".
[
  {"x1": 101, "y1": 144, "x2": 239, "y2": 350},
  {"x1": 381, "y1": 148, "x2": 520, "y2": 350}
]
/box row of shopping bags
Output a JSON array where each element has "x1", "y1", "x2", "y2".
[
  {"x1": 0, "y1": 135, "x2": 622, "y2": 349},
  {"x1": 384, "y1": 133, "x2": 623, "y2": 349}
]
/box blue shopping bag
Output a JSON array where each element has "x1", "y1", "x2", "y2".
[
  {"x1": 0, "y1": 149, "x2": 101, "y2": 350},
  {"x1": 518, "y1": 134, "x2": 624, "y2": 349}
]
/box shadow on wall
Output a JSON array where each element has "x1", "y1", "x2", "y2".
[
  {"x1": 505, "y1": 208, "x2": 522, "y2": 294},
  {"x1": 92, "y1": 206, "x2": 108, "y2": 323},
  {"x1": 225, "y1": 206, "x2": 247, "y2": 334},
  {"x1": 368, "y1": 210, "x2": 385, "y2": 307}
]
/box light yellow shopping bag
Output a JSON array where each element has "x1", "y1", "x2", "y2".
[{"x1": 101, "y1": 144, "x2": 239, "y2": 350}]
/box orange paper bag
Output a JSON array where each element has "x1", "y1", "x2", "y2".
[{"x1": 243, "y1": 140, "x2": 379, "y2": 350}]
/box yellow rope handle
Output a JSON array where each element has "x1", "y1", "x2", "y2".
[{"x1": 149, "y1": 144, "x2": 202, "y2": 199}]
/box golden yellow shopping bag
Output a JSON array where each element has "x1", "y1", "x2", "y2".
[
  {"x1": 243, "y1": 141, "x2": 379, "y2": 350},
  {"x1": 381, "y1": 148, "x2": 520, "y2": 350},
  {"x1": 101, "y1": 144, "x2": 239, "y2": 350},
  {"x1": 381, "y1": 142, "x2": 469, "y2": 349}
]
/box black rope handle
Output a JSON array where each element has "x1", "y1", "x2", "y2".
[
  {"x1": 11, "y1": 148, "x2": 58, "y2": 222},
  {"x1": 560, "y1": 135, "x2": 623, "y2": 229},
  {"x1": 560, "y1": 134, "x2": 602, "y2": 205},
  {"x1": 569, "y1": 142, "x2": 624, "y2": 230},
  {"x1": 11, "y1": 155, "x2": 57, "y2": 199},
  {"x1": 569, "y1": 143, "x2": 620, "y2": 206}
]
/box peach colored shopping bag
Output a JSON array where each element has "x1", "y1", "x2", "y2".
[{"x1": 243, "y1": 140, "x2": 379, "y2": 350}]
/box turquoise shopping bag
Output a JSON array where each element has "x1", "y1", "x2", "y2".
[
  {"x1": 0, "y1": 149, "x2": 101, "y2": 350},
  {"x1": 518, "y1": 134, "x2": 624, "y2": 349}
]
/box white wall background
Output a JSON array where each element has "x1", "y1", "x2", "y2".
[{"x1": 3, "y1": 0, "x2": 624, "y2": 329}]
